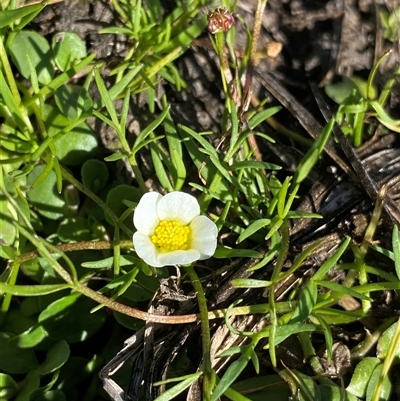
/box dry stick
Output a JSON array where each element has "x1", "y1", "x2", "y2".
[
  {"x1": 258, "y1": 68, "x2": 400, "y2": 225},
  {"x1": 310, "y1": 81, "x2": 400, "y2": 227},
  {"x1": 253, "y1": 68, "x2": 359, "y2": 182}
]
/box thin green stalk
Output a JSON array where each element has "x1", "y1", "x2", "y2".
[
  {"x1": 355, "y1": 186, "x2": 385, "y2": 312},
  {"x1": 350, "y1": 317, "x2": 397, "y2": 359},
  {"x1": 214, "y1": 31, "x2": 231, "y2": 94},
  {"x1": 298, "y1": 332, "x2": 335, "y2": 386},
  {"x1": 268, "y1": 220, "x2": 290, "y2": 367},
  {"x1": 249, "y1": 0, "x2": 268, "y2": 66},
  {"x1": 185, "y1": 264, "x2": 213, "y2": 400},
  {"x1": 113, "y1": 226, "x2": 121, "y2": 280},
  {"x1": 128, "y1": 153, "x2": 148, "y2": 194},
  {"x1": 61, "y1": 166, "x2": 133, "y2": 237},
  {"x1": 199, "y1": 171, "x2": 223, "y2": 212},
  {"x1": 0, "y1": 36, "x2": 22, "y2": 107},
  {"x1": 378, "y1": 64, "x2": 400, "y2": 106},
  {"x1": 0, "y1": 261, "x2": 20, "y2": 325}
]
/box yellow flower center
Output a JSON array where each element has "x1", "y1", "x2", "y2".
[{"x1": 151, "y1": 220, "x2": 190, "y2": 253}]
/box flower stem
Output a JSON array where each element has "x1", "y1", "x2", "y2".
[
  {"x1": 215, "y1": 31, "x2": 232, "y2": 93},
  {"x1": 185, "y1": 264, "x2": 213, "y2": 400}
]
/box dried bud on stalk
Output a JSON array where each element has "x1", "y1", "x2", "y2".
[{"x1": 207, "y1": 8, "x2": 235, "y2": 34}]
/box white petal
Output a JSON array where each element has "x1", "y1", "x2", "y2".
[
  {"x1": 133, "y1": 192, "x2": 162, "y2": 235},
  {"x1": 133, "y1": 232, "x2": 163, "y2": 267},
  {"x1": 157, "y1": 192, "x2": 200, "y2": 225},
  {"x1": 190, "y1": 215, "x2": 218, "y2": 260},
  {"x1": 157, "y1": 249, "x2": 201, "y2": 266}
]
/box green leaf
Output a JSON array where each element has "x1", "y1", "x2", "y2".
[
  {"x1": 34, "y1": 390, "x2": 66, "y2": 401},
  {"x1": 57, "y1": 218, "x2": 91, "y2": 242},
  {"x1": 211, "y1": 356, "x2": 250, "y2": 401},
  {"x1": 349, "y1": 76, "x2": 377, "y2": 100},
  {"x1": 99, "y1": 27, "x2": 133, "y2": 35},
  {"x1": 0, "y1": 3, "x2": 45, "y2": 29},
  {"x1": 133, "y1": 106, "x2": 171, "y2": 151},
  {"x1": 163, "y1": 105, "x2": 186, "y2": 190},
  {"x1": 237, "y1": 219, "x2": 271, "y2": 243},
  {"x1": 319, "y1": 385, "x2": 360, "y2": 401},
  {"x1": 312, "y1": 307, "x2": 364, "y2": 324},
  {"x1": 14, "y1": 370, "x2": 40, "y2": 401},
  {"x1": 231, "y1": 278, "x2": 272, "y2": 288},
  {"x1": 0, "y1": 332, "x2": 38, "y2": 374},
  {"x1": 294, "y1": 118, "x2": 334, "y2": 185},
  {"x1": 312, "y1": 237, "x2": 351, "y2": 281},
  {"x1": 0, "y1": 373, "x2": 19, "y2": 399},
  {"x1": 338, "y1": 102, "x2": 368, "y2": 114},
  {"x1": 385, "y1": 7, "x2": 400, "y2": 42},
  {"x1": 0, "y1": 195, "x2": 16, "y2": 246},
  {"x1": 38, "y1": 340, "x2": 70, "y2": 375},
  {"x1": 248, "y1": 106, "x2": 282, "y2": 129},
  {"x1": 8, "y1": 30, "x2": 55, "y2": 85},
  {"x1": 154, "y1": 15, "x2": 207, "y2": 53},
  {"x1": 54, "y1": 85, "x2": 93, "y2": 121},
  {"x1": 347, "y1": 357, "x2": 381, "y2": 398},
  {"x1": 81, "y1": 254, "x2": 138, "y2": 269},
  {"x1": 377, "y1": 323, "x2": 400, "y2": 360},
  {"x1": 280, "y1": 369, "x2": 321, "y2": 401},
  {"x1": 315, "y1": 280, "x2": 372, "y2": 301},
  {"x1": 43, "y1": 107, "x2": 98, "y2": 165},
  {"x1": 313, "y1": 315, "x2": 333, "y2": 361},
  {"x1": 228, "y1": 160, "x2": 281, "y2": 171},
  {"x1": 13, "y1": 325, "x2": 48, "y2": 348},
  {"x1": 290, "y1": 281, "x2": 318, "y2": 323},
  {"x1": 369, "y1": 101, "x2": 400, "y2": 132},
  {"x1": 0, "y1": 282, "x2": 70, "y2": 296},
  {"x1": 38, "y1": 293, "x2": 106, "y2": 343},
  {"x1": 33, "y1": 53, "x2": 95, "y2": 101},
  {"x1": 121, "y1": 268, "x2": 168, "y2": 302},
  {"x1": 150, "y1": 142, "x2": 174, "y2": 191},
  {"x1": 93, "y1": 69, "x2": 120, "y2": 129},
  {"x1": 104, "y1": 151, "x2": 126, "y2": 162},
  {"x1": 1, "y1": 308, "x2": 35, "y2": 336},
  {"x1": 105, "y1": 184, "x2": 140, "y2": 225},
  {"x1": 232, "y1": 374, "x2": 291, "y2": 400},
  {"x1": 27, "y1": 165, "x2": 66, "y2": 220},
  {"x1": 269, "y1": 324, "x2": 320, "y2": 347},
  {"x1": 366, "y1": 364, "x2": 392, "y2": 401},
  {"x1": 213, "y1": 246, "x2": 263, "y2": 259},
  {"x1": 81, "y1": 159, "x2": 109, "y2": 193},
  {"x1": 0, "y1": 70, "x2": 29, "y2": 131},
  {"x1": 95, "y1": 64, "x2": 143, "y2": 109},
  {"x1": 52, "y1": 357, "x2": 93, "y2": 394},
  {"x1": 52, "y1": 32, "x2": 87, "y2": 71},
  {"x1": 153, "y1": 372, "x2": 203, "y2": 401}
]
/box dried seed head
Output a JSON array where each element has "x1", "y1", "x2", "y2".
[{"x1": 207, "y1": 8, "x2": 235, "y2": 34}]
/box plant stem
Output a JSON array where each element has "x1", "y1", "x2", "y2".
[
  {"x1": 0, "y1": 261, "x2": 20, "y2": 325},
  {"x1": 128, "y1": 154, "x2": 147, "y2": 194},
  {"x1": 215, "y1": 31, "x2": 232, "y2": 93},
  {"x1": 185, "y1": 264, "x2": 213, "y2": 400},
  {"x1": 61, "y1": 166, "x2": 133, "y2": 237},
  {"x1": 268, "y1": 220, "x2": 290, "y2": 367},
  {"x1": 249, "y1": 0, "x2": 268, "y2": 67}
]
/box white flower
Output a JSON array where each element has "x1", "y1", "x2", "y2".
[{"x1": 133, "y1": 191, "x2": 218, "y2": 267}]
